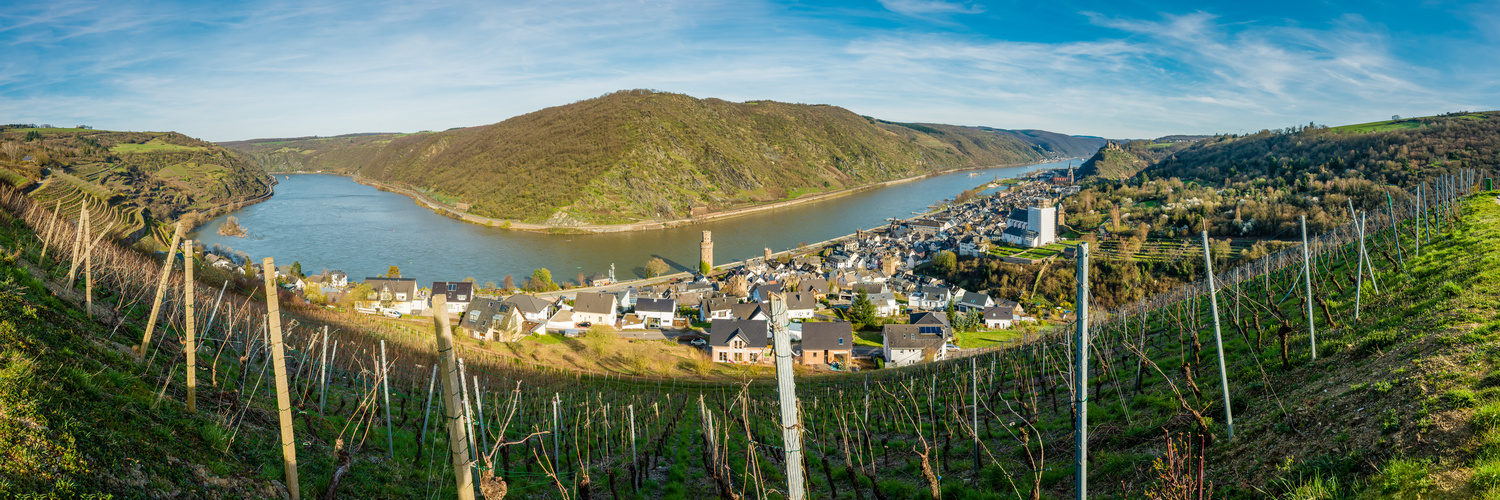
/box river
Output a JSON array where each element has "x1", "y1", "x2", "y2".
[{"x1": 189, "y1": 160, "x2": 1076, "y2": 286}]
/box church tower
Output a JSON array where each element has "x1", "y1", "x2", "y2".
[{"x1": 700, "y1": 231, "x2": 714, "y2": 270}]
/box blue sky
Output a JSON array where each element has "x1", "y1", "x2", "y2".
[{"x1": 1, "y1": 0, "x2": 1496, "y2": 141}]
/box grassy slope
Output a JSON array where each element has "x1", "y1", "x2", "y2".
[
  {"x1": 222, "y1": 90, "x2": 1104, "y2": 224},
  {"x1": 1215, "y1": 189, "x2": 1500, "y2": 497}
]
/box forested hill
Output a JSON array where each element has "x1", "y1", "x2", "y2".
[
  {"x1": 223, "y1": 90, "x2": 1106, "y2": 224},
  {"x1": 0, "y1": 126, "x2": 272, "y2": 249},
  {"x1": 1077, "y1": 112, "x2": 1499, "y2": 186}
]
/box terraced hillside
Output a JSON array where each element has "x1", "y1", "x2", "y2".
[
  {"x1": 0, "y1": 126, "x2": 273, "y2": 249},
  {"x1": 223, "y1": 90, "x2": 1106, "y2": 225}
]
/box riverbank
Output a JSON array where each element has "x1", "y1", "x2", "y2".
[{"x1": 342, "y1": 159, "x2": 1078, "y2": 234}]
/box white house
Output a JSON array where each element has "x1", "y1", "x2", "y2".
[
  {"x1": 957, "y1": 234, "x2": 991, "y2": 257},
  {"x1": 785, "y1": 292, "x2": 817, "y2": 320},
  {"x1": 572, "y1": 292, "x2": 618, "y2": 327},
  {"x1": 432, "y1": 281, "x2": 474, "y2": 314},
  {"x1": 1000, "y1": 206, "x2": 1058, "y2": 248},
  {"x1": 913, "y1": 285, "x2": 953, "y2": 310},
  {"x1": 957, "y1": 291, "x2": 996, "y2": 313},
  {"x1": 634, "y1": 298, "x2": 677, "y2": 329},
  {"x1": 503, "y1": 294, "x2": 555, "y2": 323},
  {"x1": 870, "y1": 292, "x2": 902, "y2": 317},
  {"x1": 983, "y1": 307, "x2": 1015, "y2": 329},
  {"x1": 358, "y1": 277, "x2": 425, "y2": 315}
]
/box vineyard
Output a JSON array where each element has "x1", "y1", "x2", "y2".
[
  {"x1": 0, "y1": 168, "x2": 1495, "y2": 498},
  {"x1": 27, "y1": 174, "x2": 147, "y2": 241}
]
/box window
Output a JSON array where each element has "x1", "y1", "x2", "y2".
[
  {"x1": 395, "y1": 293, "x2": 407, "y2": 301},
  {"x1": 838, "y1": 338, "x2": 844, "y2": 345},
  {"x1": 719, "y1": 352, "x2": 727, "y2": 361},
  {"x1": 734, "y1": 352, "x2": 743, "y2": 362},
  {"x1": 457, "y1": 295, "x2": 467, "y2": 301},
  {"x1": 448, "y1": 284, "x2": 457, "y2": 291},
  {"x1": 367, "y1": 292, "x2": 378, "y2": 300}
]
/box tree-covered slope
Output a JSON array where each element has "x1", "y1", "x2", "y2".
[{"x1": 224, "y1": 90, "x2": 1102, "y2": 224}]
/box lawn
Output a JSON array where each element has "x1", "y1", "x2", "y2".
[
  {"x1": 1327, "y1": 119, "x2": 1425, "y2": 134},
  {"x1": 953, "y1": 329, "x2": 1022, "y2": 348}
]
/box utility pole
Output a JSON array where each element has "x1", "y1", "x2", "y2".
[
  {"x1": 1201, "y1": 232, "x2": 1233, "y2": 440},
  {"x1": 769, "y1": 292, "x2": 807, "y2": 500},
  {"x1": 1074, "y1": 242, "x2": 1090, "y2": 500}
]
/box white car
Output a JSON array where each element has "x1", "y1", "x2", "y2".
[
  {"x1": 689, "y1": 338, "x2": 707, "y2": 346},
  {"x1": 944, "y1": 343, "x2": 961, "y2": 352},
  {"x1": 382, "y1": 309, "x2": 402, "y2": 319}
]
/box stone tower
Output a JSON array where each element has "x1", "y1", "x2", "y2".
[
  {"x1": 700, "y1": 231, "x2": 714, "y2": 270},
  {"x1": 764, "y1": 247, "x2": 772, "y2": 261}
]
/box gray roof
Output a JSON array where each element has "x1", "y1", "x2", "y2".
[
  {"x1": 786, "y1": 292, "x2": 817, "y2": 311},
  {"x1": 503, "y1": 294, "x2": 553, "y2": 315},
  {"x1": 731, "y1": 301, "x2": 769, "y2": 320},
  {"x1": 910, "y1": 311, "x2": 951, "y2": 328},
  {"x1": 959, "y1": 291, "x2": 992, "y2": 308},
  {"x1": 573, "y1": 292, "x2": 616, "y2": 315},
  {"x1": 635, "y1": 297, "x2": 676, "y2": 314},
  {"x1": 1007, "y1": 208, "x2": 1027, "y2": 221},
  {"x1": 433, "y1": 281, "x2": 474, "y2": 304},
  {"x1": 883, "y1": 324, "x2": 945, "y2": 349},
  {"x1": 364, "y1": 277, "x2": 418, "y2": 300},
  {"x1": 801, "y1": 322, "x2": 852, "y2": 351},
  {"x1": 710, "y1": 319, "x2": 768, "y2": 348},
  {"x1": 853, "y1": 282, "x2": 886, "y2": 295},
  {"x1": 983, "y1": 306, "x2": 1014, "y2": 321},
  {"x1": 920, "y1": 285, "x2": 950, "y2": 298},
  {"x1": 1003, "y1": 226, "x2": 1028, "y2": 238},
  {"x1": 460, "y1": 299, "x2": 517, "y2": 331},
  {"x1": 703, "y1": 296, "x2": 738, "y2": 312}
]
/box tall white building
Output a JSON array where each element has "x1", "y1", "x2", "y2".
[{"x1": 1001, "y1": 206, "x2": 1057, "y2": 248}]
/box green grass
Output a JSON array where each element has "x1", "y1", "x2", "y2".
[
  {"x1": 110, "y1": 140, "x2": 208, "y2": 154},
  {"x1": 954, "y1": 329, "x2": 1021, "y2": 348},
  {"x1": 1327, "y1": 119, "x2": 1426, "y2": 134}
]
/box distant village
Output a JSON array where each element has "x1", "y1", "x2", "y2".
[{"x1": 214, "y1": 166, "x2": 1083, "y2": 370}]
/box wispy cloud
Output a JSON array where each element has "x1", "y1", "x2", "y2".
[
  {"x1": 878, "y1": 0, "x2": 986, "y2": 16},
  {"x1": 0, "y1": 0, "x2": 1492, "y2": 141}
]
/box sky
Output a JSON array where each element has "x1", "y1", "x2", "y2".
[{"x1": 1, "y1": 0, "x2": 1497, "y2": 142}]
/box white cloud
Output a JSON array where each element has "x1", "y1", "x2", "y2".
[{"x1": 878, "y1": 0, "x2": 985, "y2": 17}]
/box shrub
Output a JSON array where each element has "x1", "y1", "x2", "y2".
[{"x1": 1357, "y1": 329, "x2": 1401, "y2": 356}]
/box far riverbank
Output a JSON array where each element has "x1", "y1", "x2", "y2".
[{"x1": 328, "y1": 158, "x2": 1079, "y2": 234}]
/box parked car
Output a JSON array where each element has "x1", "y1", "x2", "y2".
[
  {"x1": 944, "y1": 343, "x2": 961, "y2": 352},
  {"x1": 578, "y1": 321, "x2": 593, "y2": 328},
  {"x1": 689, "y1": 338, "x2": 707, "y2": 346},
  {"x1": 382, "y1": 309, "x2": 402, "y2": 319}
]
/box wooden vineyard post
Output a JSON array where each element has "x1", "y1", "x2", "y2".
[
  {"x1": 971, "y1": 357, "x2": 980, "y2": 475},
  {"x1": 65, "y1": 206, "x2": 86, "y2": 286},
  {"x1": 83, "y1": 208, "x2": 92, "y2": 317},
  {"x1": 381, "y1": 340, "x2": 394, "y2": 460},
  {"x1": 1360, "y1": 212, "x2": 1380, "y2": 294},
  {"x1": 432, "y1": 295, "x2": 476, "y2": 500},
  {"x1": 416, "y1": 363, "x2": 438, "y2": 466},
  {"x1": 768, "y1": 292, "x2": 807, "y2": 500},
  {"x1": 1201, "y1": 232, "x2": 1233, "y2": 440},
  {"x1": 184, "y1": 240, "x2": 196, "y2": 413},
  {"x1": 319, "y1": 326, "x2": 329, "y2": 416},
  {"x1": 137, "y1": 221, "x2": 184, "y2": 356},
  {"x1": 1301, "y1": 215, "x2": 1317, "y2": 360},
  {"x1": 1074, "y1": 242, "x2": 1090, "y2": 500},
  {"x1": 40, "y1": 200, "x2": 58, "y2": 261},
  {"x1": 261, "y1": 258, "x2": 300, "y2": 499},
  {"x1": 629, "y1": 403, "x2": 638, "y2": 489},
  {"x1": 1388, "y1": 193, "x2": 1404, "y2": 268}
]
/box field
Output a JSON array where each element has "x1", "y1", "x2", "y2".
[{"x1": 110, "y1": 139, "x2": 209, "y2": 154}]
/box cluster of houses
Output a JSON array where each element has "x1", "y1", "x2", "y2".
[{"x1": 263, "y1": 169, "x2": 1075, "y2": 369}]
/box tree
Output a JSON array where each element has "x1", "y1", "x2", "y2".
[
  {"x1": 645, "y1": 257, "x2": 670, "y2": 278},
  {"x1": 304, "y1": 285, "x2": 327, "y2": 305},
  {"x1": 933, "y1": 250, "x2": 957, "y2": 274},
  {"x1": 464, "y1": 277, "x2": 476, "y2": 283},
  {"x1": 945, "y1": 298, "x2": 957, "y2": 327},
  {"x1": 386, "y1": 265, "x2": 401, "y2": 278},
  {"x1": 850, "y1": 289, "x2": 876, "y2": 326},
  {"x1": 700, "y1": 260, "x2": 711, "y2": 275},
  {"x1": 578, "y1": 273, "x2": 587, "y2": 286},
  {"x1": 503, "y1": 275, "x2": 515, "y2": 292},
  {"x1": 529, "y1": 268, "x2": 556, "y2": 292},
  {"x1": 484, "y1": 281, "x2": 497, "y2": 292}
]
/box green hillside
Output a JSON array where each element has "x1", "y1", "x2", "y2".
[
  {"x1": 0, "y1": 126, "x2": 272, "y2": 249},
  {"x1": 1077, "y1": 139, "x2": 1197, "y2": 180},
  {"x1": 223, "y1": 90, "x2": 1105, "y2": 224}
]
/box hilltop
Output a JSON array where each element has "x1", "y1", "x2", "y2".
[
  {"x1": 0, "y1": 125, "x2": 272, "y2": 249},
  {"x1": 223, "y1": 90, "x2": 1105, "y2": 225}
]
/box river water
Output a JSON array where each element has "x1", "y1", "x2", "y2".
[{"x1": 189, "y1": 160, "x2": 1075, "y2": 286}]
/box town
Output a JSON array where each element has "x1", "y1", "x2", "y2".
[{"x1": 224, "y1": 166, "x2": 1085, "y2": 372}]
